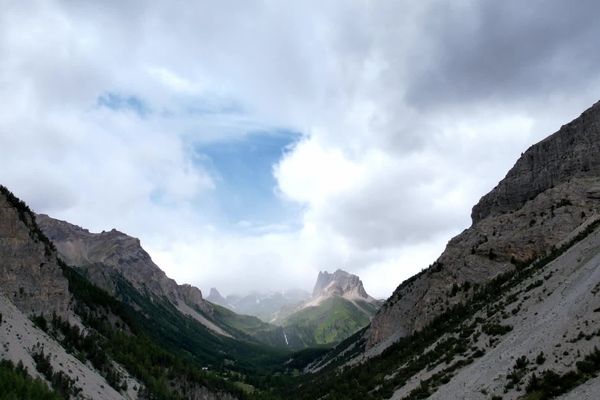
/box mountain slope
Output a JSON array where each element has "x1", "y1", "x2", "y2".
[
  {"x1": 366, "y1": 101, "x2": 600, "y2": 351},
  {"x1": 0, "y1": 293, "x2": 130, "y2": 400},
  {"x1": 287, "y1": 217, "x2": 600, "y2": 400},
  {"x1": 35, "y1": 214, "x2": 226, "y2": 334},
  {"x1": 0, "y1": 185, "x2": 276, "y2": 399},
  {"x1": 418, "y1": 217, "x2": 600, "y2": 399},
  {"x1": 0, "y1": 187, "x2": 70, "y2": 318},
  {"x1": 0, "y1": 186, "x2": 129, "y2": 399},
  {"x1": 37, "y1": 214, "x2": 298, "y2": 357},
  {"x1": 283, "y1": 297, "x2": 372, "y2": 346},
  {"x1": 279, "y1": 269, "x2": 380, "y2": 347},
  {"x1": 280, "y1": 100, "x2": 600, "y2": 400}
]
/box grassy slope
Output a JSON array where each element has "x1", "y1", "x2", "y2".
[
  {"x1": 283, "y1": 297, "x2": 372, "y2": 346},
  {"x1": 210, "y1": 303, "x2": 313, "y2": 351},
  {"x1": 79, "y1": 266, "x2": 289, "y2": 371},
  {"x1": 210, "y1": 303, "x2": 275, "y2": 337}
]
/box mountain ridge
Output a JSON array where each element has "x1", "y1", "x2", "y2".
[
  {"x1": 35, "y1": 214, "x2": 225, "y2": 334},
  {"x1": 207, "y1": 287, "x2": 310, "y2": 323}
]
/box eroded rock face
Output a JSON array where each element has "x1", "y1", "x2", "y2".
[
  {"x1": 36, "y1": 214, "x2": 212, "y2": 315},
  {"x1": 313, "y1": 269, "x2": 369, "y2": 299},
  {"x1": 366, "y1": 101, "x2": 600, "y2": 349},
  {"x1": 472, "y1": 100, "x2": 600, "y2": 222},
  {"x1": 0, "y1": 187, "x2": 70, "y2": 317}
]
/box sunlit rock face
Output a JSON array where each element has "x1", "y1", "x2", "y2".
[{"x1": 312, "y1": 269, "x2": 370, "y2": 299}]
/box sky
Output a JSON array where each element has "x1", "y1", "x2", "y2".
[{"x1": 1, "y1": 1, "x2": 600, "y2": 299}]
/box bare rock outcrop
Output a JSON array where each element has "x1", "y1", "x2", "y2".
[
  {"x1": 472, "y1": 100, "x2": 600, "y2": 222},
  {"x1": 366, "y1": 100, "x2": 600, "y2": 349},
  {"x1": 312, "y1": 269, "x2": 370, "y2": 299},
  {"x1": 0, "y1": 186, "x2": 70, "y2": 317}
]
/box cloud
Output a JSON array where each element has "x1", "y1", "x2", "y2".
[
  {"x1": 1, "y1": 1, "x2": 600, "y2": 298},
  {"x1": 405, "y1": 1, "x2": 600, "y2": 109}
]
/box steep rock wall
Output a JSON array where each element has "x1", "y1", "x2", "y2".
[{"x1": 0, "y1": 187, "x2": 69, "y2": 317}]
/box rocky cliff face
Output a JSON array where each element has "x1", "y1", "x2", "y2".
[
  {"x1": 36, "y1": 214, "x2": 212, "y2": 316},
  {"x1": 0, "y1": 186, "x2": 70, "y2": 317},
  {"x1": 473, "y1": 101, "x2": 600, "y2": 222},
  {"x1": 366, "y1": 101, "x2": 600, "y2": 350},
  {"x1": 312, "y1": 269, "x2": 371, "y2": 299}
]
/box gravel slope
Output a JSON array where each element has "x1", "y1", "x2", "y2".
[
  {"x1": 391, "y1": 220, "x2": 600, "y2": 400},
  {"x1": 0, "y1": 295, "x2": 136, "y2": 399}
]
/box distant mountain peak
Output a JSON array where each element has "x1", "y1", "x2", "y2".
[
  {"x1": 312, "y1": 269, "x2": 370, "y2": 300},
  {"x1": 277, "y1": 268, "x2": 380, "y2": 346},
  {"x1": 207, "y1": 287, "x2": 228, "y2": 306}
]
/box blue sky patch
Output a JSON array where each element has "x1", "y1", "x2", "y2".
[
  {"x1": 193, "y1": 130, "x2": 303, "y2": 230},
  {"x1": 183, "y1": 97, "x2": 244, "y2": 116},
  {"x1": 97, "y1": 92, "x2": 150, "y2": 117}
]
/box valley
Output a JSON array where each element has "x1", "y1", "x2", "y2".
[{"x1": 3, "y1": 101, "x2": 600, "y2": 399}]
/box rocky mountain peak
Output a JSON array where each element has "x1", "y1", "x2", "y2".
[
  {"x1": 207, "y1": 287, "x2": 227, "y2": 306},
  {"x1": 312, "y1": 269, "x2": 370, "y2": 299}
]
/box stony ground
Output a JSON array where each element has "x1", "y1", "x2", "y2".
[
  {"x1": 389, "y1": 218, "x2": 600, "y2": 399},
  {"x1": 0, "y1": 295, "x2": 141, "y2": 399}
]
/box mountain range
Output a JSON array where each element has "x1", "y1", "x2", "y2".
[
  {"x1": 209, "y1": 269, "x2": 381, "y2": 348},
  {"x1": 3, "y1": 100, "x2": 600, "y2": 399},
  {"x1": 206, "y1": 288, "x2": 310, "y2": 323}
]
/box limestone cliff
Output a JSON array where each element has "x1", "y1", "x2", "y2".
[
  {"x1": 0, "y1": 186, "x2": 69, "y2": 317},
  {"x1": 366, "y1": 101, "x2": 600, "y2": 349}
]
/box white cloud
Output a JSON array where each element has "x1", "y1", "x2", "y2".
[
  {"x1": 274, "y1": 137, "x2": 364, "y2": 205},
  {"x1": 1, "y1": 1, "x2": 600, "y2": 299}
]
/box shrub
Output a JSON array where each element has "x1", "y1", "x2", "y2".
[
  {"x1": 0, "y1": 359, "x2": 61, "y2": 400},
  {"x1": 482, "y1": 324, "x2": 512, "y2": 336},
  {"x1": 535, "y1": 352, "x2": 546, "y2": 365}
]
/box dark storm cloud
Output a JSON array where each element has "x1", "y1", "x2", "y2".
[{"x1": 406, "y1": 0, "x2": 600, "y2": 108}]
